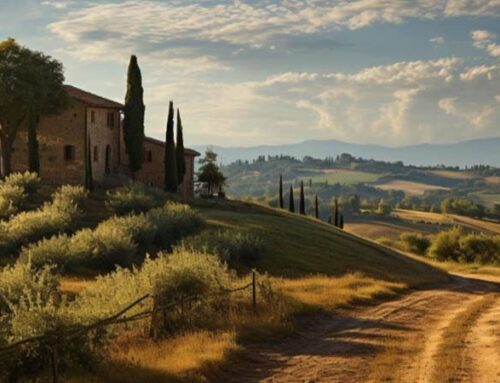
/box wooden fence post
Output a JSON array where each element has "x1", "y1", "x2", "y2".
[{"x1": 252, "y1": 269, "x2": 257, "y2": 313}]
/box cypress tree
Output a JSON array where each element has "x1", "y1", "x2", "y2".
[
  {"x1": 299, "y1": 181, "x2": 305, "y2": 215},
  {"x1": 314, "y1": 194, "x2": 319, "y2": 219},
  {"x1": 340, "y1": 214, "x2": 344, "y2": 229},
  {"x1": 279, "y1": 175, "x2": 284, "y2": 209},
  {"x1": 288, "y1": 185, "x2": 295, "y2": 213},
  {"x1": 123, "y1": 55, "x2": 145, "y2": 178},
  {"x1": 334, "y1": 198, "x2": 339, "y2": 227},
  {"x1": 84, "y1": 134, "x2": 93, "y2": 191},
  {"x1": 176, "y1": 108, "x2": 186, "y2": 185},
  {"x1": 328, "y1": 216, "x2": 332, "y2": 224},
  {"x1": 164, "y1": 101, "x2": 178, "y2": 192}
]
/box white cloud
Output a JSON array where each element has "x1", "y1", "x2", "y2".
[
  {"x1": 471, "y1": 29, "x2": 500, "y2": 57},
  {"x1": 430, "y1": 36, "x2": 445, "y2": 45},
  {"x1": 41, "y1": 1, "x2": 71, "y2": 9},
  {"x1": 48, "y1": 1, "x2": 500, "y2": 64}
]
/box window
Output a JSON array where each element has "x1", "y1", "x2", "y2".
[
  {"x1": 145, "y1": 150, "x2": 153, "y2": 162},
  {"x1": 106, "y1": 112, "x2": 115, "y2": 128},
  {"x1": 93, "y1": 146, "x2": 99, "y2": 162},
  {"x1": 64, "y1": 145, "x2": 75, "y2": 161},
  {"x1": 90, "y1": 110, "x2": 95, "y2": 123}
]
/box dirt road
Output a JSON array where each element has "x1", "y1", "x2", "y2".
[{"x1": 213, "y1": 275, "x2": 500, "y2": 383}]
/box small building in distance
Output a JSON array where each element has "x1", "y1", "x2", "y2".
[{"x1": 7, "y1": 85, "x2": 199, "y2": 199}]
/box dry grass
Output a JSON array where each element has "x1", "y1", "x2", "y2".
[
  {"x1": 485, "y1": 176, "x2": 500, "y2": 185},
  {"x1": 375, "y1": 180, "x2": 449, "y2": 195},
  {"x1": 393, "y1": 208, "x2": 500, "y2": 235},
  {"x1": 428, "y1": 170, "x2": 476, "y2": 180},
  {"x1": 345, "y1": 220, "x2": 438, "y2": 241},
  {"x1": 59, "y1": 277, "x2": 96, "y2": 295},
  {"x1": 278, "y1": 273, "x2": 404, "y2": 310}
]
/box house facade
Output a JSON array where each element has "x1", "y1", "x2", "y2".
[{"x1": 8, "y1": 85, "x2": 199, "y2": 198}]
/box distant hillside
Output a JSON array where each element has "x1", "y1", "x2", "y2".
[{"x1": 194, "y1": 137, "x2": 500, "y2": 167}]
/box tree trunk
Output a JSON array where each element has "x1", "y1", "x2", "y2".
[
  {"x1": 27, "y1": 112, "x2": 40, "y2": 174},
  {"x1": 0, "y1": 135, "x2": 12, "y2": 178}
]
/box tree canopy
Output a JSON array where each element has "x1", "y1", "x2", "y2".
[
  {"x1": 0, "y1": 38, "x2": 67, "y2": 176},
  {"x1": 198, "y1": 149, "x2": 225, "y2": 197},
  {"x1": 164, "y1": 101, "x2": 178, "y2": 192}
]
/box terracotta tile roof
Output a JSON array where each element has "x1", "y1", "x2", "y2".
[
  {"x1": 145, "y1": 136, "x2": 200, "y2": 156},
  {"x1": 64, "y1": 85, "x2": 123, "y2": 109}
]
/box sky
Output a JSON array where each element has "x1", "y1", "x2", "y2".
[{"x1": 1, "y1": 0, "x2": 499, "y2": 148}]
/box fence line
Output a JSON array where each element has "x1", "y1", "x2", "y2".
[{"x1": 0, "y1": 270, "x2": 258, "y2": 383}]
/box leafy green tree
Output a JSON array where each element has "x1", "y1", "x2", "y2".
[
  {"x1": 164, "y1": 101, "x2": 178, "y2": 192},
  {"x1": 348, "y1": 194, "x2": 360, "y2": 213},
  {"x1": 299, "y1": 181, "x2": 305, "y2": 215},
  {"x1": 176, "y1": 108, "x2": 186, "y2": 185},
  {"x1": 123, "y1": 55, "x2": 145, "y2": 178},
  {"x1": 288, "y1": 185, "x2": 295, "y2": 213},
  {"x1": 279, "y1": 174, "x2": 284, "y2": 209},
  {"x1": 198, "y1": 149, "x2": 226, "y2": 197},
  {"x1": 0, "y1": 38, "x2": 67, "y2": 176}
]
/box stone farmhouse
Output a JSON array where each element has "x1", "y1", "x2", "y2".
[{"x1": 9, "y1": 85, "x2": 199, "y2": 198}]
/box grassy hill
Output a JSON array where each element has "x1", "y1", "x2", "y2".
[{"x1": 196, "y1": 200, "x2": 446, "y2": 286}]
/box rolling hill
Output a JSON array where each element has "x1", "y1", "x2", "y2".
[{"x1": 194, "y1": 137, "x2": 500, "y2": 167}]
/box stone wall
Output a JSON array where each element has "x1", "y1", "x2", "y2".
[{"x1": 11, "y1": 101, "x2": 86, "y2": 184}]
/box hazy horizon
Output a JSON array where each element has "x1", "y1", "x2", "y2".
[{"x1": 1, "y1": 1, "x2": 499, "y2": 147}]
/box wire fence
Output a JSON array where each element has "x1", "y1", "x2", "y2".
[{"x1": 0, "y1": 270, "x2": 258, "y2": 383}]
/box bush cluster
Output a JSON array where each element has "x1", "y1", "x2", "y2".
[
  {"x1": 428, "y1": 227, "x2": 500, "y2": 264},
  {"x1": 0, "y1": 185, "x2": 86, "y2": 257},
  {"x1": 399, "y1": 232, "x2": 431, "y2": 255},
  {"x1": 105, "y1": 183, "x2": 168, "y2": 215},
  {"x1": 23, "y1": 202, "x2": 204, "y2": 271},
  {"x1": 0, "y1": 172, "x2": 41, "y2": 220},
  {"x1": 0, "y1": 260, "x2": 102, "y2": 382},
  {"x1": 181, "y1": 230, "x2": 265, "y2": 265}
]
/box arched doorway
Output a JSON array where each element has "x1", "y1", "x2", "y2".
[{"x1": 105, "y1": 145, "x2": 111, "y2": 175}]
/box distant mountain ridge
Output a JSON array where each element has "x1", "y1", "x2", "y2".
[{"x1": 193, "y1": 137, "x2": 500, "y2": 167}]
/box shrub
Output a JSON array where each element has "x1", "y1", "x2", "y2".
[
  {"x1": 0, "y1": 186, "x2": 86, "y2": 257},
  {"x1": 181, "y1": 230, "x2": 265, "y2": 265},
  {"x1": 146, "y1": 202, "x2": 204, "y2": 247},
  {"x1": 3, "y1": 171, "x2": 40, "y2": 195},
  {"x1": 0, "y1": 261, "x2": 103, "y2": 382},
  {"x1": 399, "y1": 232, "x2": 431, "y2": 255},
  {"x1": 106, "y1": 183, "x2": 166, "y2": 215},
  {"x1": 0, "y1": 185, "x2": 25, "y2": 219},
  {"x1": 458, "y1": 234, "x2": 500, "y2": 264},
  {"x1": 428, "y1": 227, "x2": 463, "y2": 262},
  {"x1": 0, "y1": 260, "x2": 59, "y2": 315},
  {"x1": 73, "y1": 249, "x2": 234, "y2": 330}
]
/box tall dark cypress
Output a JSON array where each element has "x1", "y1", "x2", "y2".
[
  {"x1": 279, "y1": 174, "x2": 284, "y2": 209},
  {"x1": 340, "y1": 214, "x2": 344, "y2": 229},
  {"x1": 314, "y1": 194, "x2": 319, "y2": 219},
  {"x1": 288, "y1": 185, "x2": 295, "y2": 213},
  {"x1": 299, "y1": 181, "x2": 305, "y2": 215},
  {"x1": 164, "y1": 101, "x2": 178, "y2": 192},
  {"x1": 123, "y1": 55, "x2": 145, "y2": 177},
  {"x1": 334, "y1": 198, "x2": 339, "y2": 227},
  {"x1": 176, "y1": 108, "x2": 186, "y2": 185}
]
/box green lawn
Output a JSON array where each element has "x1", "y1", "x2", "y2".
[
  {"x1": 195, "y1": 200, "x2": 447, "y2": 287},
  {"x1": 297, "y1": 169, "x2": 382, "y2": 185}
]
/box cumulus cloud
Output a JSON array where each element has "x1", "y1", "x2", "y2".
[{"x1": 471, "y1": 29, "x2": 500, "y2": 57}]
